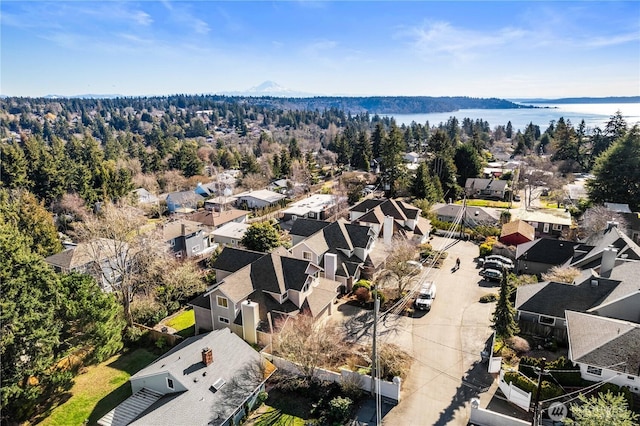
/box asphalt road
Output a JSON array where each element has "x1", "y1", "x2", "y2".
[{"x1": 377, "y1": 236, "x2": 497, "y2": 426}]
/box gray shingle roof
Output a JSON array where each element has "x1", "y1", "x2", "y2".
[
  {"x1": 516, "y1": 277, "x2": 620, "y2": 319},
  {"x1": 566, "y1": 311, "x2": 640, "y2": 376},
  {"x1": 211, "y1": 247, "x2": 265, "y2": 274},
  {"x1": 515, "y1": 238, "x2": 581, "y2": 265},
  {"x1": 128, "y1": 329, "x2": 274, "y2": 426},
  {"x1": 289, "y1": 218, "x2": 331, "y2": 238}
]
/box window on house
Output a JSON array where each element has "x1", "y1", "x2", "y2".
[
  {"x1": 302, "y1": 283, "x2": 309, "y2": 293},
  {"x1": 303, "y1": 251, "x2": 312, "y2": 260},
  {"x1": 217, "y1": 296, "x2": 228, "y2": 308},
  {"x1": 231, "y1": 239, "x2": 237, "y2": 246},
  {"x1": 192, "y1": 245, "x2": 200, "y2": 253},
  {"x1": 167, "y1": 378, "x2": 174, "y2": 389},
  {"x1": 539, "y1": 315, "x2": 555, "y2": 325},
  {"x1": 586, "y1": 366, "x2": 602, "y2": 376},
  {"x1": 218, "y1": 316, "x2": 230, "y2": 324},
  {"x1": 282, "y1": 292, "x2": 288, "y2": 302},
  {"x1": 628, "y1": 376, "x2": 635, "y2": 381},
  {"x1": 552, "y1": 224, "x2": 562, "y2": 231},
  {"x1": 543, "y1": 223, "x2": 550, "y2": 233},
  {"x1": 170, "y1": 239, "x2": 176, "y2": 247}
]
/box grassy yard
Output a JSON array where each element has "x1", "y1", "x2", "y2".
[
  {"x1": 41, "y1": 349, "x2": 156, "y2": 426},
  {"x1": 163, "y1": 308, "x2": 196, "y2": 338},
  {"x1": 454, "y1": 199, "x2": 511, "y2": 209},
  {"x1": 245, "y1": 389, "x2": 311, "y2": 426}
]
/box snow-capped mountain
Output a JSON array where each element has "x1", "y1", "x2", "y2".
[{"x1": 220, "y1": 81, "x2": 315, "y2": 98}]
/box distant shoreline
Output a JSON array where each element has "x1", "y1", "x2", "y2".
[{"x1": 511, "y1": 96, "x2": 640, "y2": 104}]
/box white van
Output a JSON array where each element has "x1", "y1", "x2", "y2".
[{"x1": 414, "y1": 281, "x2": 437, "y2": 311}]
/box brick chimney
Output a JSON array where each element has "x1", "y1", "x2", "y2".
[{"x1": 202, "y1": 347, "x2": 213, "y2": 366}]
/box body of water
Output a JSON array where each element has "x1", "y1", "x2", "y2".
[{"x1": 388, "y1": 103, "x2": 640, "y2": 133}]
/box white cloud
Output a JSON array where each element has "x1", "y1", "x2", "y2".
[{"x1": 400, "y1": 21, "x2": 529, "y2": 61}]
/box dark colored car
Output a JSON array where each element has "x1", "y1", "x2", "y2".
[{"x1": 480, "y1": 268, "x2": 503, "y2": 282}]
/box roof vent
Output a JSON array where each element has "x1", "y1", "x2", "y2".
[
  {"x1": 591, "y1": 279, "x2": 599, "y2": 287},
  {"x1": 209, "y1": 378, "x2": 226, "y2": 393}
]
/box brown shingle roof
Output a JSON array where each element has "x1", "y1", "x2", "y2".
[{"x1": 500, "y1": 219, "x2": 535, "y2": 241}]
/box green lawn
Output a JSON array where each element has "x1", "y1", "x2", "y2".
[
  {"x1": 41, "y1": 349, "x2": 156, "y2": 426},
  {"x1": 455, "y1": 199, "x2": 511, "y2": 208},
  {"x1": 164, "y1": 308, "x2": 195, "y2": 338},
  {"x1": 247, "y1": 389, "x2": 310, "y2": 426}
]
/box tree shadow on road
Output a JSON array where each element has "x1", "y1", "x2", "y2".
[
  {"x1": 431, "y1": 334, "x2": 496, "y2": 425},
  {"x1": 342, "y1": 310, "x2": 409, "y2": 346},
  {"x1": 432, "y1": 360, "x2": 496, "y2": 426}
]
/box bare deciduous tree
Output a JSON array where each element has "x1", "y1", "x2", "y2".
[
  {"x1": 542, "y1": 266, "x2": 581, "y2": 284},
  {"x1": 273, "y1": 313, "x2": 344, "y2": 381},
  {"x1": 519, "y1": 157, "x2": 565, "y2": 210},
  {"x1": 378, "y1": 237, "x2": 421, "y2": 297},
  {"x1": 73, "y1": 202, "x2": 158, "y2": 325},
  {"x1": 578, "y1": 205, "x2": 627, "y2": 240}
]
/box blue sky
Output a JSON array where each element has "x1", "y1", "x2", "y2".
[{"x1": 1, "y1": 1, "x2": 639, "y2": 98}]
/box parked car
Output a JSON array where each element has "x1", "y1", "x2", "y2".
[
  {"x1": 485, "y1": 255, "x2": 515, "y2": 269},
  {"x1": 406, "y1": 260, "x2": 423, "y2": 273},
  {"x1": 415, "y1": 281, "x2": 437, "y2": 311},
  {"x1": 480, "y1": 268, "x2": 503, "y2": 282},
  {"x1": 482, "y1": 260, "x2": 509, "y2": 271}
]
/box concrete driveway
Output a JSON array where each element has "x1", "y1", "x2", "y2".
[{"x1": 354, "y1": 236, "x2": 498, "y2": 425}]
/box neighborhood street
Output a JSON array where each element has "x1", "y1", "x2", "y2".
[{"x1": 357, "y1": 236, "x2": 498, "y2": 425}]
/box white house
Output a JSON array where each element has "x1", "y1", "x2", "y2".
[{"x1": 235, "y1": 189, "x2": 286, "y2": 209}]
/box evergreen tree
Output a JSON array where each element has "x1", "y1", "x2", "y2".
[
  {"x1": 371, "y1": 122, "x2": 386, "y2": 159},
  {"x1": 491, "y1": 270, "x2": 519, "y2": 338},
  {"x1": 454, "y1": 143, "x2": 482, "y2": 187},
  {"x1": 352, "y1": 130, "x2": 372, "y2": 171},
  {"x1": 241, "y1": 221, "x2": 282, "y2": 253},
  {"x1": 169, "y1": 141, "x2": 203, "y2": 177},
  {"x1": 505, "y1": 121, "x2": 513, "y2": 139},
  {"x1": 0, "y1": 142, "x2": 30, "y2": 189},
  {"x1": 566, "y1": 391, "x2": 638, "y2": 426},
  {"x1": 587, "y1": 126, "x2": 640, "y2": 211},
  {"x1": 381, "y1": 121, "x2": 405, "y2": 197},
  {"x1": 411, "y1": 162, "x2": 441, "y2": 202}
]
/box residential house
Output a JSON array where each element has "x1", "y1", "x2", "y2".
[
  {"x1": 205, "y1": 196, "x2": 238, "y2": 212},
  {"x1": 604, "y1": 202, "x2": 632, "y2": 214},
  {"x1": 510, "y1": 208, "x2": 572, "y2": 238},
  {"x1": 403, "y1": 152, "x2": 420, "y2": 164},
  {"x1": 132, "y1": 188, "x2": 159, "y2": 205},
  {"x1": 281, "y1": 194, "x2": 339, "y2": 222},
  {"x1": 432, "y1": 203, "x2": 498, "y2": 229},
  {"x1": 570, "y1": 223, "x2": 640, "y2": 271},
  {"x1": 499, "y1": 220, "x2": 535, "y2": 247},
  {"x1": 165, "y1": 191, "x2": 204, "y2": 213},
  {"x1": 350, "y1": 198, "x2": 430, "y2": 244},
  {"x1": 194, "y1": 181, "x2": 220, "y2": 198},
  {"x1": 212, "y1": 222, "x2": 250, "y2": 247},
  {"x1": 566, "y1": 311, "x2": 640, "y2": 394},
  {"x1": 97, "y1": 329, "x2": 276, "y2": 426},
  {"x1": 190, "y1": 247, "x2": 339, "y2": 339},
  {"x1": 290, "y1": 220, "x2": 376, "y2": 292},
  {"x1": 514, "y1": 273, "x2": 622, "y2": 340},
  {"x1": 45, "y1": 238, "x2": 125, "y2": 292},
  {"x1": 162, "y1": 219, "x2": 216, "y2": 259},
  {"x1": 288, "y1": 218, "x2": 332, "y2": 246},
  {"x1": 187, "y1": 209, "x2": 249, "y2": 232},
  {"x1": 515, "y1": 238, "x2": 583, "y2": 275},
  {"x1": 622, "y1": 211, "x2": 640, "y2": 245},
  {"x1": 464, "y1": 178, "x2": 508, "y2": 200},
  {"x1": 208, "y1": 247, "x2": 264, "y2": 282},
  {"x1": 235, "y1": 189, "x2": 286, "y2": 210}
]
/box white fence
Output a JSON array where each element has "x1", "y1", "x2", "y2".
[
  {"x1": 469, "y1": 405, "x2": 529, "y2": 426},
  {"x1": 487, "y1": 331, "x2": 502, "y2": 373},
  {"x1": 498, "y1": 370, "x2": 531, "y2": 412},
  {"x1": 264, "y1": 353, "x2": 401, "y2": 403}
]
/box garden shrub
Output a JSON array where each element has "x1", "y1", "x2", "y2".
[
  {"x1": 506, "y1": 336, "x2": 531, "y2": 354},
  {"x1": 479, "y1": 236, "x2": 498, "y2": 257},
  {"x1": 352, "y1": 279, "x2": 371, "y2": 292},
  {"x1": 599, "y1": 383, "x2": 634, "y2": 407},
  {"x1": 503, "y1": 371, "x2": 562, "y2": 400},
  {"x1": 479, "y1": 293, "x2": 498, "y2": 303},
  {"x1": 131, "y1": 298, "x2": 168, "y2": 326},
  {"x1": 326, "y1": 396, "x2": 353, "y2": 423},
  {"x1": 354, "y1": 287, "x2": 370, "y2": 303},
  {"x1": 519, "y1": 356, "x2": 582, "y2": 387},
  {"x1": 256, "y1": 391, "x2": 268, "y2": 406}
]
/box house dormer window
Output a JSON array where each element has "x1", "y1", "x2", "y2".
[
  {"x1": 167, "y1": 377, "x2": 174, "y2": 389},
  {"x1": 303, "y1": 251, "x2": 312, "y2": 260}
]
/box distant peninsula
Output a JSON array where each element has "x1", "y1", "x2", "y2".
[
  {"x1": 230, "y1": 95, "x2": 533, "y2": 114},
  {"x1": 514, "y1": 96, "x2": 640, "y2": 104}
]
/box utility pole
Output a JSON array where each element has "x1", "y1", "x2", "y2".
[
  {"x1": 532, "y1": 357, "x2": 547, "y2": 426},
  {"x1": 371, "y1": 296, "x2": 381, "y2": 424}
]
